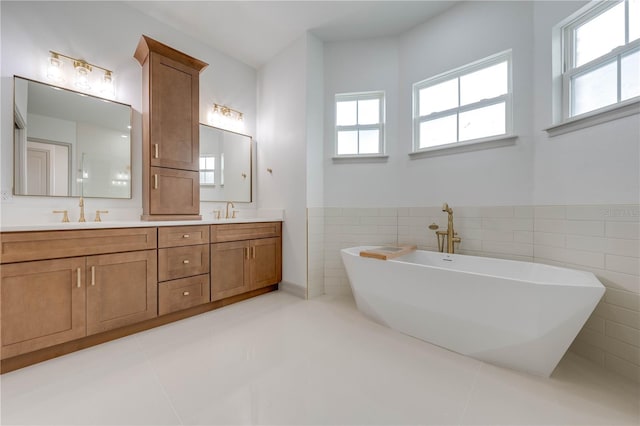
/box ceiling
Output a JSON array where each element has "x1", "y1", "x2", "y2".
[{"x1": 124, "y1": 1, "x2": 458, "y2": 68}]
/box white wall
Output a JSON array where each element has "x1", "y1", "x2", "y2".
[
  {"x1": 1, "y1": 1, "x2": 257, "y2": 223},
  {"x1": 532, "y1": 1, "x2": 640, "y2": 205},
  {"x1": 323, "y1": 37, "x2": 401, "y2": 207},
  {"x1": 257, "y1": 36, "x2": 309, "y2": 296},
  {"x1": 322, "y1": 0, "x2": 638, "y2": 209}
]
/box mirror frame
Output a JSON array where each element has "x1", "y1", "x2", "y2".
[
  {"x1": 13, "y1": 75, "x2": 133, "y2": 199},
  {"x1": 199, "y1": 123, "x2": 253, "y2": 203}
]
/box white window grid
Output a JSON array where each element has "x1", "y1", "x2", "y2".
[
  {"x1": 334, "y1": 91, "x2": 385, "y2": 156},
  {"x1": 562, "y1": 0, "x2": 640, "y2": 119},
  {"x1": 412, "y1": 50, "x2": 513, "y2": 152},
  {"x1": 199, "y1": 155, "x2": 215, "y2": 186}
]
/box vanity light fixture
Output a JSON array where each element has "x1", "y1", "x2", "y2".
[
  {"x1": 46, "y1": 51, "x2": 115, "y2": 96},
  {"x1": 208, "y1": 103, "x2": 244, "y2": 132}
]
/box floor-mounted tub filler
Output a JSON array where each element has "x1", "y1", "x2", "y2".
[{"x1": 341, "y1": 246, "x2": 605, "y2": 377}]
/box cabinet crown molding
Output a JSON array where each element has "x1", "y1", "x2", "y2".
[{"x1": 133, "y1": 34, "x2": 208, "y2": 72}]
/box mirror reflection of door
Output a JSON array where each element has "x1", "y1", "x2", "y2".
[
  {"x1": 25, "y1": 140, "x2": 70, "y2": 196},
  {"x1": 26, "y1": 148, "x2": 49, "y2": 195}
]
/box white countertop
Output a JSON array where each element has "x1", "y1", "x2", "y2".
[{"x1": 0, "y1": 217, "x2": 283, "y2": 232}]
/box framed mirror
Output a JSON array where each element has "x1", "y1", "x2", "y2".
[
  {"x1": 199, "y1": 124, "x2": 252, "y2": 202},
  {"x1": 13, "y1": 76, "x2": 132, "y2": 198}
]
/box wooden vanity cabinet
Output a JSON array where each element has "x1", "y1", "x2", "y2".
[
  {"x1": 158, "y1": 225, "x2": 210, "y2": 315},
  {"x1": 210, "y1": 222, "x2": 282, "y2": 301},
  {"x1": 0, "y1": 228, "x2": 157, "y2": 359},
  {"x1": 1, "y1": 222, "x2": 281, "y2": 372},
  {"x1": 134, "y1": 35, "x2": 208, "y2": 221}
]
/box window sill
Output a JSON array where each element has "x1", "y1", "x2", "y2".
[
  {"x1": 332, "y1": 155, "x2": 389, "y2": 164},
  {"x1": 409, "y1": 135, "x2": 517, "y2": 159},
  {"x1": 545, "y1": 99, "x2": 640, "y2": 137}
]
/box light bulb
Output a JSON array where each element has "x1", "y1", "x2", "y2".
[
  {"x1": 47, "y1": 53, "x2": 63, "y2": 82},
  {"x1": 74, "y1": 60, "x2": 92, "y2": 89},
  {"x1": 101, "y1": 70, "x2": 114, "y2": 96}
]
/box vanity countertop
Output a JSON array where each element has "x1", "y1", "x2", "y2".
[{"x1": 0, "y1": 217, "x2": 283, "y2": 233}]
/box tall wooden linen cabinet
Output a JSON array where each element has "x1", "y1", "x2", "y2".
[{"x1": 134, "y1": 35, "x2": 208, "y2": 220}]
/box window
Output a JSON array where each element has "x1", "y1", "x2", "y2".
[
  {"x1": 335, "y1": 92, "x2": 385, "y2": 156},
  {"x1": 199, "y1": 155, "x2": 215, "y2": 185},
  {"x1": 412, "y1": 51, "x2": 512, "y2": 151},
  {"x1": 562, "y1": 0, "x2": 639, "y2": 119}
]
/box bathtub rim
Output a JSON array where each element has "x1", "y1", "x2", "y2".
[{"x1": 341, "y1": 246, "x2": 604, "y2": 289}]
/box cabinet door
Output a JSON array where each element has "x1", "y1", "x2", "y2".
[
  {"x1": 211, "y1": 241, "x2": 250, "y2": 301},
  {"x1": 150, "y1": 53, "x2": 199, "y2": 171},
  {"x1": 86, "y1": 250, "x2": 157, "y2": 335},
  {"x1": 251, "y1": 237, "x2": 282, "y2": 290},
  {"x1": 149, "y1": 167, "x2": 199, "y2": 215},
  {"x1": 1, "y1": 258, "x2": 86, "y2": 359}
]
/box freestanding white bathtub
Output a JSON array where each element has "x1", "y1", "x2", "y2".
[{"x1": 341, "y1": 246, "x2": 605, "y2": 377}]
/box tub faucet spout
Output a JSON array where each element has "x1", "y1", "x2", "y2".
[{"x1": 436, "y1": 203, "x2": 460, "y2": 253}]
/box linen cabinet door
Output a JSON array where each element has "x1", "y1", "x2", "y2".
[
  {"x1": 149, "y1": 167, "x2": 200, "y2": 216},
  {"x1": 251, "y1": 237, "x2": 282, "y2": 290},
  {"x1": 211, "y1": 240, "x2": 250, "y2": 301},
  {"x1": 86, "y1": 250, "x2": 157, "y2": 335},
  {"x1": 1, "y1": 257, "x2": 86, "y2": 359},
  {"x1": 150, "y1": 52, "x2": 200, "y2": 171}
]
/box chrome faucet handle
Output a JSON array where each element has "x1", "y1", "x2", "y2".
[
  {"x1": 94, "y1": 210, "x2": 109, "y2": 222},
  {"x1": 53, "y1": 210, "x2": 70, "y2": 223}
]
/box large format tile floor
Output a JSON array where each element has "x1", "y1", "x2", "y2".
[{"x1": 1, "y1": 291, "x2": 638, "y2": 425}]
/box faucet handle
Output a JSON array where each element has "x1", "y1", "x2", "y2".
[
  {"x1": 53, "y1": 210, "x2": 70, "y2": 223},
  {"x1": 232, "y1": 210, "x2": 239, "y2": 219},
  {"x1": 212, "y1": 209, "x2": 221, "y2": 220},
  {"x1": 94, "y1": 210, "x2": 109, "y2": 222}
]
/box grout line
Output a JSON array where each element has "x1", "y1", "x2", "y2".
[
  {"x1": 134, "y1": 334, "x2": 185, "y2": 426},
  {"x1": 457, "y1": 362, "x2": 484, "y2": 426}
]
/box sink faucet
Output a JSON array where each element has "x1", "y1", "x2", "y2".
[
  {"x1": 78, "y1": 196, "x2": 86, "y2": 222},
  {"x1": 225, "y1": 201, "x2": 235, "y2": 219},
  {"x1": 436, "y1": 203, "x2": 461, "y2": 253}
]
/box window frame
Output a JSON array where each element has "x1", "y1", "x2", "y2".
[
  {"x1": 334, "y1": 91, "x2": 385, "y2": 158},
  {"x1": 412, "y1": 50, "x2": 513, "y2": 153},
  {"x1": 199, "y1": 154, "x2": 215, "y2": 187},
  {"x1": 561, "y1": 0, "x2": 640, "y2": 120}
]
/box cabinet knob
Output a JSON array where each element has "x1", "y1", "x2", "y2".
[
  {"x1": 183, "y1": 291, "x2": 190, "y2": 296},
  {"x1": 183, "y1": 259, "x2": 190, "y2": 264}
]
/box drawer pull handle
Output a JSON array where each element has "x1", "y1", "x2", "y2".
[
  {"x1": 76, "y1": 268, "x2": 81, "y2": 288},
  {"x1": 154, "y1": 144, "x2": 159, "y2": 159},
  {"x1": 183, "y1": 234, "x2": 190, "y2": 238},
  {"x1": 244, "y1": 247, "x2": 249, "y2": 259},
  {"x1": 183, "y1": 291, "x2": 190, "y2": 296},
  {"x1": 153, "y1": 174, "x2": 158, "y2": 189},
  {"x1": 183, "y1": 259, "x2": 190, "y2": 264},
  {"x1": 251, "y1": 246, "x2": 256, "y2": 259},
  {"x1": 91, "y1": 266, "x2": 95, "y2": 286}
]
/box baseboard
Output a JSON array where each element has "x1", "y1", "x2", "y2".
[{"x1": 279, "y1": 281, "x2": 307, "y2": 299}]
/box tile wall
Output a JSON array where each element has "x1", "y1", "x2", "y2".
[{"x1": 307, "y1": 204, "x2": 640, "y2": 382}]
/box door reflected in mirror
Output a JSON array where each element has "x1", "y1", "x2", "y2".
[
  {"x1": 13, "y1": 76, "x2": 132, "y2": 198},
  {"x1": 199, "y1": 124, "x2": 252, "y2": 203}
]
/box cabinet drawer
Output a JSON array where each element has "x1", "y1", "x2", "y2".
[
  {"x1": 158, "y1": 244, "x2": 209, "y2": 281},
  {"x1": 0, "y1": 228, "x2": 157, "y2": 264},
  {"x1": 158, "y1": 225, "x2": 209, "y2": 248},
  {"x1": 158, "y1": 274, "x2": 210, "y2": 316},
  {"x1": 210, "y1": 222, "x2": 282, "y2": 243}
]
